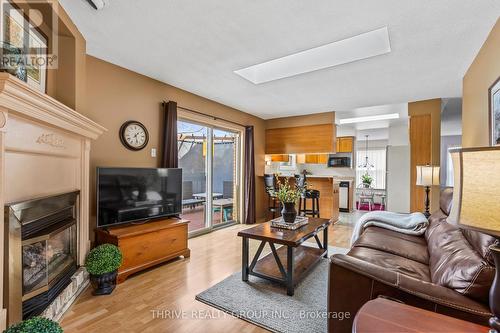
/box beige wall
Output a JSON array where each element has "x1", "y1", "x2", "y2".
[
  {"x1": 83, "y1": 56, "x2": 267, "y2": 236},
  {"x1": 463, "y1": 19, "x2": 500, "y2": 148},
  {"x1": 266, "y1": 111, "x2": 335, "y2": 129}
]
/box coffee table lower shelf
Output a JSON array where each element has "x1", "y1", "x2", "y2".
[
  {"x1": 243, "y1": 243, "x2": 326, "y2": 296},
  {"x1": 253, "y1": 245, "x2": 324, "y2": 283}
]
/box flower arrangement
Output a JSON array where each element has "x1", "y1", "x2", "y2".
[{"x1": 275, "y1": 175, "x2": 302, "y2": 203}]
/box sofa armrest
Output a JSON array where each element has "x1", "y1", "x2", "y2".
[
  {"x1": 328, "y1": 254, "x2": 491, "y2": 332},
  {"x1": 330, "y1": 254, "x2": 398, "y2": 286},
  {"x1": 330, "y1": 254, "x2": 491, "y2": 316}
]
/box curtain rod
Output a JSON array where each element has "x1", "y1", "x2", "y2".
[{"x1": 163, "y1": 101, "x2": 247, "y2": 128}]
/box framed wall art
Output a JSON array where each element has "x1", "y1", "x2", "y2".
[
  {"x1": 1, "y1": 1, "x2": 48, "y2": 93},
  {"x1": 490, "y1": 77, "x2": 500, "y2": 146}
]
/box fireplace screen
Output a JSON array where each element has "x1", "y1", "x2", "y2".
[{"x1": 22, "y1": 223, "x2": 77, "y2": 299}]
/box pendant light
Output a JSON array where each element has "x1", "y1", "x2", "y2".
[{"x1": 358, "y1": 135, "x2": 374, "y2": 170}]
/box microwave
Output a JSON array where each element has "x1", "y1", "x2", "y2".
[{"x1": 328, "y1": 156, "x2": 351, "y2": 168}]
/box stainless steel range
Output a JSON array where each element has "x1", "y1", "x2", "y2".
[{"x1": 4, "y1": 191, "x2": 79, "y2": 323}]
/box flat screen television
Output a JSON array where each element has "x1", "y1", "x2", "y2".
[{"x1": 97, "y1": 167, "x2": 182, "y2": 228}]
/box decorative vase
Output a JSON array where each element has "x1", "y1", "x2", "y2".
[
  {"x1": 363, "y1": 183, "x2": 371, "y2": 188},
  {"x1": 281, "y1": 202, "x2": 297, "y2": 223},
  {"x1": 90, "y1": 270, "x2": 118, "y2": 296}
]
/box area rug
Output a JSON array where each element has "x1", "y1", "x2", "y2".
[{"x1": 195, "y1": 246, "x2": 348, "y2": 333}]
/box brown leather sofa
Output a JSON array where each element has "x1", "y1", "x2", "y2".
[{"x1": 328, "y1": 188, "x2": 498, "y2": 332}]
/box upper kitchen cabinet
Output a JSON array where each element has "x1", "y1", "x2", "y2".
[
  {"x1": 265, "y1": 124, "x2": 336, "y2": 154},
  {"x1": 268, "y1": 154, "x2": 290, "y2": 162},
  {"x1": 296, "y1": 154, "x2": 329, "y2": 164},
  {"x1": 336, "y1": 136, "x2": 355, "y2": 153}
]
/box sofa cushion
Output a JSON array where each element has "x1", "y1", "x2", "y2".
[
  {"x1": 348, "y1": 246, "x2": 431, "y2": 282},
  {"x1": 354, "y1": 227, "x2": 429, "y2": 265},
  {"x1": 427, "y1": 221, "x2": 495, "y2": 303}
]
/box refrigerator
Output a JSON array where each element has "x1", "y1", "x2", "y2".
[{"x1": 386, "y1": 145, "x2": 410, "y2": 213}]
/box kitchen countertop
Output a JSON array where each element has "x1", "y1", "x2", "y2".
[
  {"x1": 261, "y1": 174, "x2": 355, "y2": 182},
  {"x1": 307, "y1": 175, "x2": 355, "y2": 181}
]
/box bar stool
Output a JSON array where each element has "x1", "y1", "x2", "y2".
[
  {"x1": 295, "y1": 174, "x2": 320, "y2": 218},
  {"x1": 264, "y1": 174, "x2": 281, "y2": 219}
]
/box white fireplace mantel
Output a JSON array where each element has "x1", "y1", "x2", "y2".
[{"x1": 0, "y1": 73, "x2": 106, "y2": 328}]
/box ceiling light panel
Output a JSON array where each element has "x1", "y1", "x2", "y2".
[
  {"x1": 338, "y1": 113, "x2": 400, "y2": 124},
  {"x1": 234, "y1": 27, "x2": 391, "y2": 84}
]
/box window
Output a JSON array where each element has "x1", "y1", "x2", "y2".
[{"x1": 356, "y1": 148, "x2": 387, "y2": 189}]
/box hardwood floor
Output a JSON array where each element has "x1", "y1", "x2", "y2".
[{"x1": 60, "y1": 214, "x2": 357, "y2": 333}]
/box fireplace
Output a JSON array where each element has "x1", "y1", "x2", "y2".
[{"x1": 4, "y1": 191, "x2": 79, "y2": 322}]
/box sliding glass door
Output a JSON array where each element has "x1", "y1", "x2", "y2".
[
  {"x1": 177, "y1": 119, "x2": 241, "y2": 235},
  {"x1": 212, "y1": 127, "x2": 240, "y2": 226},
  {"x1": 178, "y1": 121, "x2": 209, "y2": 233}
]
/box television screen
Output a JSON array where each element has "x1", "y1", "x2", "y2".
[{"x1": 97, "y1": 167, "x2": 182, "y2": 227}]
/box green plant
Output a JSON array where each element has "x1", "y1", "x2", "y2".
[
  {"x1": 4, "y1": 316, "x2": 62, "y2": 333},
  {"x1": 361, "y1": 173, "x2": 373, "y2": 185},
  {"x1": 275, "y1": 175, "x2": 302, "y2": 203},
  {"x1": 85, "y1": 244, "x2": 122, "y2": 276}
]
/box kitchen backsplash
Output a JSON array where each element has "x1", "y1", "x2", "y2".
[{"x1": 265, "y1": 158, "x2": 356, "y2": 179}]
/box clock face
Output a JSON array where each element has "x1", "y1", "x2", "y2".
[{"x1": 120, "y1": 121, "x2": 149, "y2": 150}]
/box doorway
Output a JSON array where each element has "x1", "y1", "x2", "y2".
[{"x1": 177, "y1": 119, "x2": 242, "y2": 236}]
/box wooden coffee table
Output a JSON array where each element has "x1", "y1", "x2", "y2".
[{"x1": 237, "y1": 217, "x2": 331, "y2": 296}]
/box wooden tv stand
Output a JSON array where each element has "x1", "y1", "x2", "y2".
[{"x1": 95, "y1": 218, "x2": 190, "y2": 283}]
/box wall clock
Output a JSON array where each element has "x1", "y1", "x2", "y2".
[{"x1": 119, "y1": 120, "x2": 149, "y2": 151}]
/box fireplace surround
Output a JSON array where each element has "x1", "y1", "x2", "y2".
[
  {"x1": 0, "y1": 74, "x2": 106, "y2": 328},
  {"x1": 4, "y1": 191, "x2": 79, "y2": 321}
]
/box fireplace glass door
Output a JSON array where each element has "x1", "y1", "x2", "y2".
[
  {"x1": 22, "y1": 222, "x2": 77, "y2": 299},
  {"x1": 22, "y1": 240, "x2": 48, "y2": 296}
]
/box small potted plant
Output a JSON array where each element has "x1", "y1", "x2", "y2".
[
  {"x1": 85, "y1": 243, "x2": 123, "y2": 296},
  {"x1": 4, "y1": 316, "x2": 62, "y2": 333},
  {"x1": 275, "y1": 176, "x2": 302, "y2": 223},
  {"x1": 361, "y1": 173, "x2": 373, "y2": 188}
]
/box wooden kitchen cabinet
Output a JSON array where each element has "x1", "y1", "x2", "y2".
[
  {"x1": 268, "y1": 154, "x2": 290, "y2": 162},
  {"x1": 305, "y1": 154, "x2": 329, "y2": 164},
  {"x1": 296, "y1": 154, "x2": 329, "y2": 164},
  {"x1": 336, "y1": 136, "x2": 354, "y2": 153},
  {"x1": 265, "y1": 124, "x2": 336, "y2": 154}
]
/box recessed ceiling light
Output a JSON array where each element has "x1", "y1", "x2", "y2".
[
  {"x1": 338, "y1": 113, "x2": 400, "y2": 124},
  {"x1": 234, "y1": 27, "x2": 391, "y2": 84}
]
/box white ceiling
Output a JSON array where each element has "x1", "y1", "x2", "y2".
[{"x1": 59, "y1": 0, "x2": 500, "y2": 119}]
